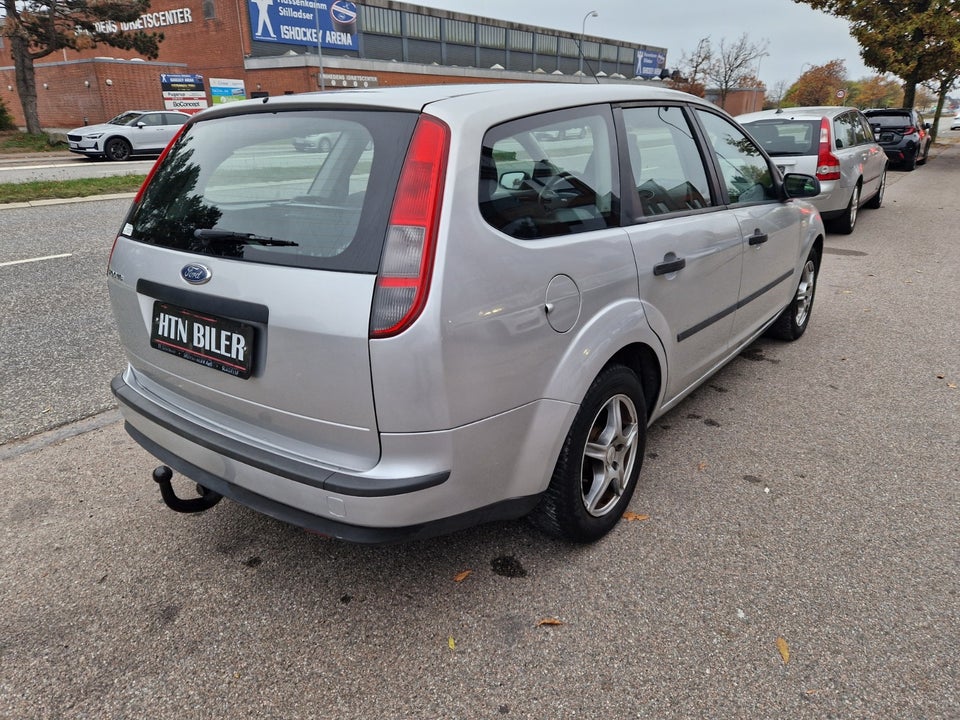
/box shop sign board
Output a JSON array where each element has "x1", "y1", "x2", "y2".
[{"x1": 248, "y1": 0, "x2": 359, "y2": 51}]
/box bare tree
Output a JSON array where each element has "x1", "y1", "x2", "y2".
[
  {"x1": 705, "y1": 34, "x2": 769, "y2": 110},
  {"x1": 669, "y1": 37, "x2": 712, "y2": 97}
]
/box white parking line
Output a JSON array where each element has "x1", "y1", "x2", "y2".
[{"x1": 0, "y1": 253, "x2": 73, "y2": 267}]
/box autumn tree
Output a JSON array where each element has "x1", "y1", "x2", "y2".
[
  {"x1": 1, "y1": 0, "x2": 164, "y2": 134},
  {"x1": 669, "y1": 37, "x2": 712, "y2": 97},
  {"x1": 784, "y1": 59, "x2": 847, "y2": 106},
  {"x1": 853, "y1": 75, "x2": 904, "y2": 109},
  {"x1": 794, "y1": 0, "x2": 960, "y2": 108},
  {"x1": 704, "y1": 34, "x2": 769, "y2": 109}
]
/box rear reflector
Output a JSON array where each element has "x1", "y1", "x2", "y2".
[{"x1": 370, "y1": 115, "x2": 450, "y2": 338}]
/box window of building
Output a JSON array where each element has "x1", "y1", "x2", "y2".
[
  {"x1": 478, "y1": 25, "x2": 505, "y2": 49},
  {"x1": 362, "y1": 6, "x2": 401, "y2": 36},
  {"x1": 202, "y1": 0, "x2": 216, "y2": 20},
  {"x1": 404, "y1": 12, "x2": 440, "y2": 40},
  {"x1": 535, "y1": 34, "x2": 557, "y2": 55},
  {"x1": 444, "y1": 19, "x2": 474, "y2": 45},
  {"x1": 601, "y1": 44, "x2": 618, "y2": 62},
  {"x1": 581, "y1": 40, "x2": 599, "y2": 60},
  {"x1": 619, "y1": 46, "x2": 635, "y2": 64},
  {"x1": 508, "y1": 30, "x2": 533, "y2": 52},
  {"x1": 559, "y1": 37, "x2": 579, "y2": 58}
]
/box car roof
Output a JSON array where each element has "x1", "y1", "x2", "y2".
[
  {"x1": 737, "y1": 106, "x2": 857, "y2": 123},
  {"x1": 194, "y1": 82, "x2": 713, "y2": 124}
]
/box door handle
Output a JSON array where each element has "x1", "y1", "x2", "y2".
[
  {"x1": 653, "y1": 255, "x2": 686, "y2": 276},
  {"x1": 748, "y1": 230, "x2": 768, "y2": 246}
]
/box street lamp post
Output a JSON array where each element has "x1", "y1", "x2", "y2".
[{"x1": 579, "y1": 10, "x2": 598, "y2": 76}]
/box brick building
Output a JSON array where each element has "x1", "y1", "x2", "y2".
[{"x1": 0, "y1": 0, "x2": 672, "y2": 129}]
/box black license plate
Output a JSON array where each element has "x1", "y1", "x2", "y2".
[
  {"x1": 150, "y1": 302, "x2": 255, "y2": 379},
  {"x1": 880, "y1": 133, "x2": 894, "y2": 142}
]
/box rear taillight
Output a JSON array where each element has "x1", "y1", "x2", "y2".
[
  {"x1": 370, "y1": 115, "x2": 450, "y2": 338},
  {"x1": 816, "y1": 117, "x2": 841, "y2": 181},
  {"x1": 906, "y1": 126, "x2": 918, "y2": 136}
]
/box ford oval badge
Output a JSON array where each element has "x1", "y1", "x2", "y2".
[{"x1": 181, "y1": 263, "x2": 212, "y2": 285}]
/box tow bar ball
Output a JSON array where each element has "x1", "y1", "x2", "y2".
[{"x1": 152, "y1": 465, "x2": 223, "y2": 513}]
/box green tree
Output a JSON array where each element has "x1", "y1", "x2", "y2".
[
  {"x1": 1, "y1": 0, "x2": 164, "y2": 134},
  {"x1": 794, "y1": 0, "x2": 960, "y2": 108},
  {"x1": 0, "y1": 96, "x2": 16, "y2": 131}
]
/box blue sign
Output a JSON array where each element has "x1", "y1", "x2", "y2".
[
  {"x1": 247, "y1": 0, "x2": 358, "y2": 51},
  {"x1": 636, "y1": 50, "x2": 667, "y2": 79}
]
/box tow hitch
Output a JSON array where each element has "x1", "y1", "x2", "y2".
[{"x1": 152, "y1": 465, "x2": 223, "y2": 513}]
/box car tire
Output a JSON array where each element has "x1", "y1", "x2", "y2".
[
  {"x1": 864, "y1": 168, "x2": 885, "y2": 209},
  {"x1": 918, "y1": 141, "x2": 930, "y2": 165},
  {"x1": 318, "y1": 137, "x2": 332, "y2": 153},
  {"x1": 904, "y1": 152, "x2": 918, "y2": 171},
  {"x1": 831, "y1": 182, "x2": 861, "y2": 235},
  {"x1": 765, "y1": 247, "x2": 820, "y2": 341},
  {"x1": 105, "y1": 137, "x2": 133, "y2": 162},
  {"x1": 530, "y1": 364, "x2": 646, "y2": 543}
]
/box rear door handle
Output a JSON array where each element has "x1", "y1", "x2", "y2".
[
  {"x1": 653, "y1": 255, "x2": 686, "y2": 276},
  {"x1": 748, "y1": 231, "x2": 768, "y2": 246}
]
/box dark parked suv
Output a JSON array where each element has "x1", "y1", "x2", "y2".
[{"x1": 863, "y1": 108, "x2": 932, "y2": 170}]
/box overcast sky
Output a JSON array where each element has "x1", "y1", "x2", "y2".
[{"x1": 414, "y1": 0, "x2": 872, "y2": 90}]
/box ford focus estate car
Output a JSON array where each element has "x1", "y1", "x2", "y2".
[
  {"x1": 738, "y1": 106, "x2": 886, "y2": 235},
  {"x1": 108, "y1": 83, "x2": 824, "y2": 544}
]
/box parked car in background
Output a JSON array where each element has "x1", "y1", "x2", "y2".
[
  {"x1": 950, "y1": 113, "x2": 960, "y2": 131},
  {"x1": 738, "y1": 106, "x2": 887, "y2": 234},
  {"x1": 107, "y1": 83, "x2": 824, "y2": 544},
  {"x1": 863, "y1": 108, "x2": 932, "y2": 170},
  {"x1": 291, "y1": 132, "x2": 339, "y2": 152},
  {"x1": 67, "y1": 111, "x2": 190, "y2": 161}
]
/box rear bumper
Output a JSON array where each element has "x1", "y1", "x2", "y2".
[{"x1": 112, "y1": 371, "x2": 559, "y2": 543}]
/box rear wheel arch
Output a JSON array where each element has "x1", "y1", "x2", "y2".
[{"x1": 606, "y1": 343, "x2": 661, "y2": 422}]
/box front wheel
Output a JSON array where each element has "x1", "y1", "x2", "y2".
[
  {"x1": 104, "y1": 137, "x2": 132, "y2": 161},
  {"x1": 765, "y1": 248, "x2": 820, "y2": 341},
  {"x1": 530, "y1": 365, "x2": 646, "y2": 542}
]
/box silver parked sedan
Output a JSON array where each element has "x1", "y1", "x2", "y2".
[
  {"x1": 108, "y1": 83, "x2": 824, "y2": 544},
  {"x1": 738, "y1": 106, "x2": 887, "y2": 234}
]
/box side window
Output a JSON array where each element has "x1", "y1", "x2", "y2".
[
  {"x1": 621, "y1": 105, "x2": 713, "y2": 219},
  {"x1": 164, "y1": 113, "x2": 188, "y2": 126},
  {"x1": 479, "y1": 106, "x2": 618, "y2": 239},
  {"x1": 696, "y1": 110, "x2": 776, "y2": 205},
  {"x1": 857, "y1": 114, "x2": 875, "y2": 143},
  {"x1": 834, "y1": 114, "x2": 854, "y2": 148},
  {"x1": 139, "y1": 114, "x2": 165, "y2": 127}
]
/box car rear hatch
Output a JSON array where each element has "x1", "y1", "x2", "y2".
[
  {"x1": 108, "y1": 107, "x2": 419, "y2": 472},
  {"x1": 742, "y1": 118, "x2": 819, "y2": 176},
  {"x1": 866, "y1": 113, "x2": 912, "y2": 145}
]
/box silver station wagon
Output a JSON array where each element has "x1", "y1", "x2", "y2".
[{"x1": 108, "y1": 83, "x2": 824, "y2": 543}]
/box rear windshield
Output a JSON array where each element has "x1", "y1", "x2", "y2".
[
  {"x1": 123, "y1": 109, "x2": 418, "y2": 272},
  {"x1": 742, "y1": 120, "x2": 819, "y2": 156},
  {"x1": 865, "y1": 113, "x2": 912, "y2": 128}
]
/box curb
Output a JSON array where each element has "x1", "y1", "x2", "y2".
[{"x1": 0, "y1": 192, "x2": 136, "y2": 210}]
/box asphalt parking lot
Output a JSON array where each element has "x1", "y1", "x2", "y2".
[{"x1": 0, "y1": 143, "x2": 957, "y2": 719}]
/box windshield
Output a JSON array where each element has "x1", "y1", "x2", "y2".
[
  {"x1": 743, "y1": 120, "x2": 819, "y2": 156},
  {"x1": 123, "y1": 108, "x2": 418, "y2": 272},
  {"x1": 109, "y1": 112, "x2": 144, "y2": 126}
]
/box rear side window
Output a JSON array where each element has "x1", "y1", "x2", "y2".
[
  {"x1": 621, "y1": 105, "x2": 714, "y2": 218},
  {"x1": 479, "y1": 105, "x2": 619, "y2": 239},
  {"x1": 124, "y1": 109, "x2": 418, "y2": 272},
  {"x1": 697, "y1": 110, "x2": 776, "y2": 205},
  {"x1": 743, "y1": 119, "x2": 819, "y2": 156}
]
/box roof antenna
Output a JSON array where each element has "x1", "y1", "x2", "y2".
[{"x1": 577, "y1": 10, "x2": 600, "y2": 84}]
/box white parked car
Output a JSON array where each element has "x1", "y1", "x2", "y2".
[
  {"x1": 739, "y1": 106, "x2": 887, "y2": 234},
  {"x1": 67, "y1": 110, "x2": 190, "y2": 161},
  {"x1": 950, "y1": 113, "x2": 960, "y2": 131},
  {"x1": 108, "y1": 83, "x2": 825, "y2": 543}
]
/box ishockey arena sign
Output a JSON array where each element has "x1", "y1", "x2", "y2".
[{"x1": 247, "y1": 0, "x2": 359, "y2": 51}]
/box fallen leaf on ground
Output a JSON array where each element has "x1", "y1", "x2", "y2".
[
  {"x1": 776, "y1": 636, "x2": 790, "y2": 664},
  {"x1": 448, "y1": 636, "x2": 456, "y2": 650},
  {"x1": 537, "y1": 618, "x2": 564, "y2": 627},
  {"x1": 697, "y1": 461, "x2": 707, "y2": 471},
  {"x1": 453, "y1": 570, "x2": 472, "y2": 583},
  {"x1": 948, "y1": 383, "x2": 957, "y2": 390},
  {"x1": 622, "y1": 512, "x2": 650, "y2": 522}
]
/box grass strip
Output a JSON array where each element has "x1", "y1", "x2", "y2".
[
  {"x1": 0, "y1": 132, "x2": 67, "y2": 153},
  {"x1": 0, "y1": 175, "x2": 146, "y2": 205}
]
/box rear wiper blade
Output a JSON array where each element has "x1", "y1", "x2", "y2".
[{"x1": 193, "y1": 229, "x2": 298, "y2": 246}]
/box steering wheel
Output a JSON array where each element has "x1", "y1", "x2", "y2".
[{"x1": 533, "y1": 172, "x2": 596, "y2": 213}]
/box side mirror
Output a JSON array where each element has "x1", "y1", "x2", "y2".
[
  {"x1": 500, "y1": 170, "x2": 529, "y2": 190},
  {"x1": 136, "y1": 121, "x2": 146, "y2": 129},
  {"x1": 924, "y1": 122, "x2": 931, "y2": 130},
  {"x1": 783, "y1": 173, "x2": 821, "y2": 199}
]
